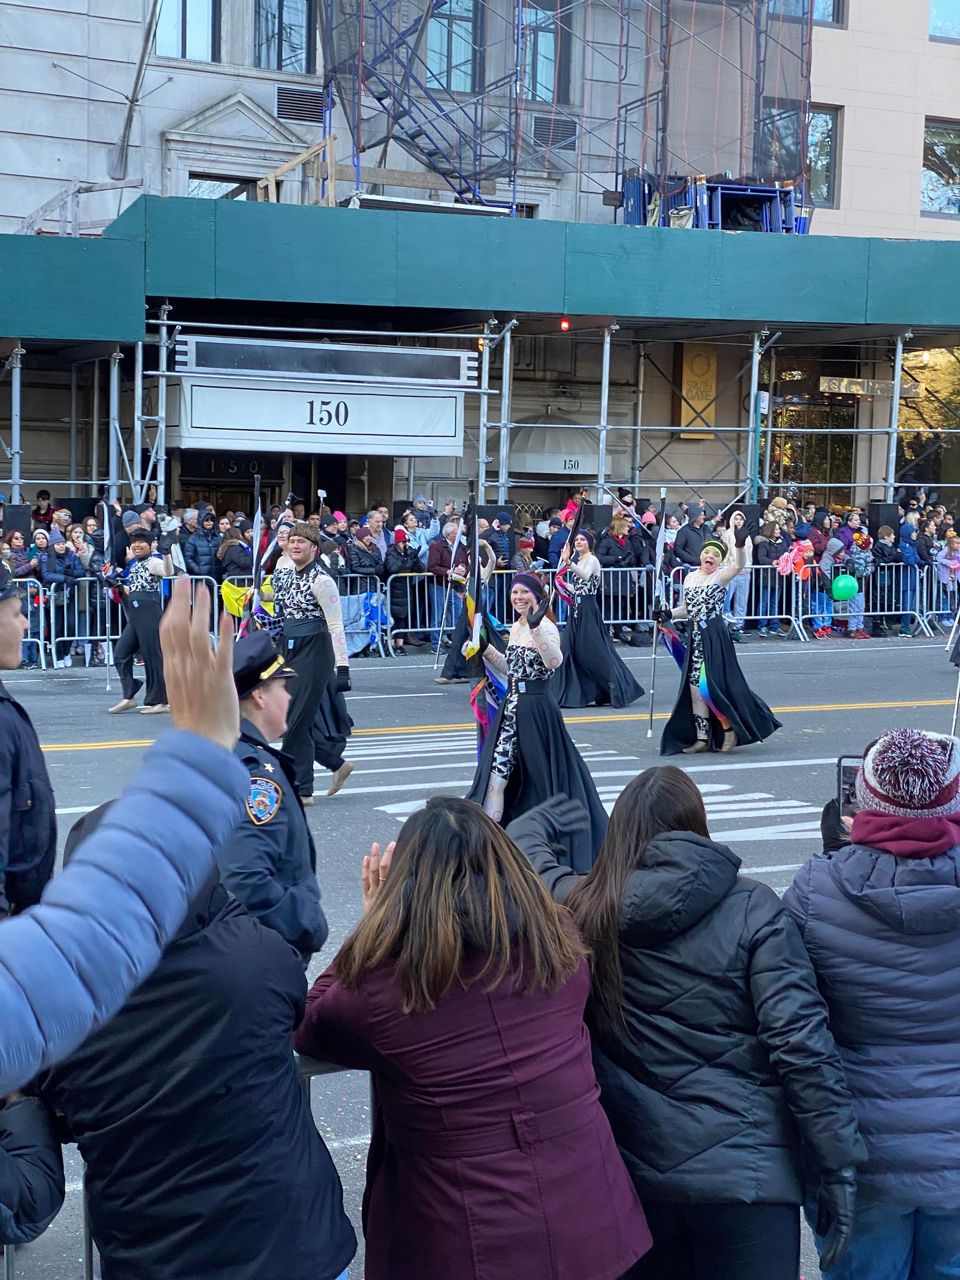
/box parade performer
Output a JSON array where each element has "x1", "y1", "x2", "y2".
[
  {"x1": 553, "y1": 530, "x2": 644, "y2": 708},
  {"x1": 466, "y1": 573, "x2": 606, "y2": 871},
  {"x1": 657, "y1": 532, "x2": 781, "y2": 756},
  {"x1": 270, "y1": 521, "x2": 353, "y2": 803},
  {"x1": 107, "y1": 529, "x2": 172, "y2": 715}
]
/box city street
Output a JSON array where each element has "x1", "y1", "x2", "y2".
[{"x1": 8, "y1": 631, "x2": 957, "y2": 1279}]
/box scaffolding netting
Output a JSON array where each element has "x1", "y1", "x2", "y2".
[{"x1": 319, "y1": 0, "x2": 814, "y2": 213}]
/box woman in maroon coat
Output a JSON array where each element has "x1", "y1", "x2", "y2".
[{"x1": 293, "y1": 797, "x2": 651, "y2": 1280}]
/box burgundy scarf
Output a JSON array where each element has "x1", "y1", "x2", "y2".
[{"x1": 850, "y1": 809, "x2": 960, "y2": 858}]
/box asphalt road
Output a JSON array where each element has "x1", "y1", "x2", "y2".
[{"x1": 8, "y1": 631, "x2": 956, "y2": 1279}]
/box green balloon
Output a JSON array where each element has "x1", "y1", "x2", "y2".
[{"x1": 832, "y1": 573, "x2": 858, "y2": 602}]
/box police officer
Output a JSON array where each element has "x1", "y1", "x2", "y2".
[
  {"x1": 0, "y1": 566, "x2": 56, "y2": 914},
  {"x1": 215, "y1": 632, "x2": 328, "y2": 967}
]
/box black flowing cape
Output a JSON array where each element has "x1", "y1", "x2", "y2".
[
  {"x1": 552, "y1": 591, "x2": 645, "y2": 708},
  {"x1": 466, "y1": 688, "x2": 607, "y2": 872},
  {"x1": 311, "y1": 630, "x2": 355, "y2": 770},
  {"x1": 660, "y1": 617, "x2": 781, "y2": 756},
  {"x1": 439, "y1": 603, "x2": 506, "y2": 679}
]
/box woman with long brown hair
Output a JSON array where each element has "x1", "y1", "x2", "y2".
[
  {"x1": 507, "y1": 771, "x2": 866, "y2": 1280},
  {"x1": 293, "y1": 796, "x2": 651, "y2": 1280}
]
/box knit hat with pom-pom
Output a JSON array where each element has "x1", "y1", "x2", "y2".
[{"x1": 856, "y1": 729, "x2": 960, "y2": 817}]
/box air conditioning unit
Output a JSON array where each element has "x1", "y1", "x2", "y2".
[
  {"x1": 275, "y1": 85, "x2": 325, "y2": 125},
  {"x1": 530, "y1": 114, "x2": 578, "y2": 153}
]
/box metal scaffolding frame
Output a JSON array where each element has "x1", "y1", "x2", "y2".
[{"x1": 0, "y1": 318, "x2": 952, "y2": 512}]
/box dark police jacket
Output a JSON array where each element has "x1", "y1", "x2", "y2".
[
  {"x1": 215, "y1": 720, "x2": 328, "y2": 965},
  {"x1": 39, "y1": 878, "x2": 356, "y2": 1280},
  {"x1": 0, "y1": 679, "x2": 56, "y2": 914}
]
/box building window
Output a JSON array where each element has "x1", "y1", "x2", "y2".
[
  {"x1": 923, "y1": 119, "x2": 960, "y2": 215},
  {"x1": 426, "y1": 0, "x2": 481, "y2": 94},
  {"x1": 521, "y1": 0, "x2": 568, "y2": 104},
  {"x1": 931, "y1": 1, "x2": 960, "y2": 39},
  {"x1": 769, "y1": 0, "x2": 844, "y2": 23},
  {"x1": 155, "y1": 0, "x2": 220, "y2": 61},
  {"x1": 188, "y1": 174, "x2": 259, "y2": 200},
  {"x1": 255, "y1": 0, "x2": 316, "y2": 74},
  {"x1": 809, "y1": 105, "x2": 839, "y2": 207}
]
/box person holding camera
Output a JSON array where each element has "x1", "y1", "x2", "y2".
[{"x1": 785, "y1": 729, "x2": 960, "y2": 1280}]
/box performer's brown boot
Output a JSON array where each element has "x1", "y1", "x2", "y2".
[
  {"x1": 720, "y1": 729, "x2": 737, "y2": 753},
  {"x1": 682, "y1": 739, "x2": 708, "y2": 754}
]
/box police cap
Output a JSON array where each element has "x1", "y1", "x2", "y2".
[{"x1": 232, "y1": 631, "x2": 297, "y2": 699}]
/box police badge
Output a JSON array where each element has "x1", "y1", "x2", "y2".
[{"x1": 246, "y1": 777, "x2": 282, "y2": 825}]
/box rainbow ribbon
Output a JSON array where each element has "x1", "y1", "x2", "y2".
[{"x1": 697, "y1": 659, "x2": 731, "y2": 731}]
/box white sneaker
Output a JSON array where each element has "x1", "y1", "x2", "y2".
[
  {"x1": 107, "y1": 698, "x2": 138, "y2": 714},
  {"x1": 139, "y1": 703, "x2": 170, "y2": 715}
]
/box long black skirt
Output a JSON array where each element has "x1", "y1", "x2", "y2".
[
  {"x1": 312, "y1": 630, "x2": 354, "y2": 773},
  {"x1": 466, "y1": 685, "x2": 607, "y2": 871},
  {"x1": 553, "y1": 594, "x2": 645, "y2": 708},
  {"x1": 660, "y1": 617, "x2": 781, "y2": 756}
]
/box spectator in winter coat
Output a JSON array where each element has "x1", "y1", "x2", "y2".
[
  {"x1": 217, "y1": 528, "x2": 253, "y2": 583},
  {"x1": 808, "y1": 513, "x2": 833, "y2": 559},
  {"x1": 754, "y1": 522, "x2": 790, "y2": 636},
  {"x1": 897, "y1": 522, "x2": 922, "y2": 636},
  {"x1": 511, "y1": 776, "x2": 865, "y2": 1280},
  {"x1": 485, "y1": 513, "x2": 512, "y2": 568},
  {"x1": 0, "y1": 577, "x2": 247, "y2": 1104},
  {"x1": 548, "y1": 517, "x2": 573, "y2": 568},
  {"x1": 917, "y1": 517, "x2": 940, "y2": 567},
  {"x1": 385, "y1": 528, "x2": 427, "y2": 653},
  {"x1": 294, "y1": 798, "x2": 652, "y2": 1280},
  {"x1": 785, "y1": 729, "x2": 960, "y2": 1280},
  {"x1": 184, "y1": 511, "x2": 222, "y2": 580},
  {"x1": 38, "y1": 810, "x2": 355, "y2": 1280},
  {"x1": 426, "y1": 522, "x2": 466, "y2": 643},
  {"x1": 870, "y1": 527, "x2": 903, "y2": 636},
  {"x1": 39, "y1": 533, "x2": 83, "y2": 666},
  {"x1": 598, "y1": 515, "x2": 641, "y2": 645},
  {"x1": 397, "y1": 512, "x2": 432, "y2": 566},
  {"x1": 4, "y1": 531, "x2": 37, "y2": 580},
  {"x1": 673, "y1": 510, "x2": 706, "y2": 567},
  {"x1": 30, "y1": 490, "x2": 54, "y2": 530},
  {"x1": 347, "y1": 527, "x2": 384, "y2": 594}
]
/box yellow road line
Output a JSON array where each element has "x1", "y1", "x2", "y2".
[{"x1": 40, "y1": 697, "x2": 954, "y2": 752}]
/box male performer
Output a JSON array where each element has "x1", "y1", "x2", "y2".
[
  {"x1": 270, "y1": 521, "x2": 352, "y2": 803},
  {"x1": 108, "y1": 529, "x2": 172, "y2": 715},
  {"x1": 216, "y1": 631, "x2": 328, "y2": 966},
  {"x1": 0, "y1": 567, "x2": 56, "y2": 914}
]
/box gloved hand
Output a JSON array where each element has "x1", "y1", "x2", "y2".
[
  {"x1": 527, "y1": 595, "x2": 550, "y2": 629},
  {"x1": 157, "y1": 531, "x2": 178, "y2": 555},
  {"x1": 335, "y1": 666, "x2": 351, "y2": 694},
  {"x1": 816, "y1": 1167, "x2": 857, "y2": 1270},
  {"x1": 734, "y1": 521, "x2": 751, "y2": 548},
  {"x1": 652, "y1": 606, "x2": 672, "y2": 626}
]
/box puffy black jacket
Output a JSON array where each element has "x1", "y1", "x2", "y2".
[
  {"x1": 39, "y1": 874, "x2": 355, "y2": 1280},
  {"x1": 346, "y1": 541, "x2": 384, "y2": 590},
  {"x1": 673, "y1": 522, "x2": 706, "y2": 566},
  {"x1": 218, "y1": 540, "x2": 253, "y2": 583},
  {"x1": 184, "y1": 526, "x2": 221, "y2": 580},
  {"x1": 509, "y1": 811, "x2": 865, "y2": 1205}
]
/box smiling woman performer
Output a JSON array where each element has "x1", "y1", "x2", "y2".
[
  {"x1": 657, "y1": 532, "x2": 781, "y2": 756},
  {"x1": 466, "y1": 573, "x2": 607, "y2": 871}
]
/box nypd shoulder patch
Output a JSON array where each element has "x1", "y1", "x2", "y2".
[{"x1": 246, "y1": 777, "x2": 282, "y2": 826}]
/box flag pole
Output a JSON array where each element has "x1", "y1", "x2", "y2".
[
  {"x1": 951, "y1": 657, "x2": 960, "y2": 738},
  {"x1": 433, "y1": 497, "x2": 468, "y2": 668},
  {"x1": 647, "y1": 487, "x2": 669, "y2": 739}
]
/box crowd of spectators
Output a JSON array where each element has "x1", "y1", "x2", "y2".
[{"x1": 4, "y1": 484, "x2": 959, "y2": 668}]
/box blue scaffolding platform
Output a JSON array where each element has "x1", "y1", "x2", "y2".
[{"x1": 622, "y1": 171, "x2": 812, "y2": 234}]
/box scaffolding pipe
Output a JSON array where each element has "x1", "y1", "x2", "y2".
[
  {"x1": 497, "y1": 322, "x2": 516, "y2": 505},
  {"x1": 746, "y1": 332, "x2": 762, "y2": 503},
  {"x1": 884, "y1": 333, "x2": 906, "y2": 502},
  {"x1": 108, "y1": 349, "x2": 121, "y2": 503},
  {"x1": 9, "y1": 344, "x2": 23, "y2": 505},
  {"x1": 90, "y1": 361, "x2": 100, "y2": 497},
  {"x1": 156, "y1": 306, "x2": 170, "y2": 505},
  {"x1": 133, "y1": 341, "x2": 144, "y2": 499},
  {"x1": 477, "y1": 319, "x2": 494, "y2": 501},
  {"x1": 69, "y1": 364, "x2": 79, "y2": 486},
  {"x1": 631, "y1": 345, "x2": 645, "y2": 489},
  {"x1": 762, "y1": 347, "x2": 776, "y2": 497},
  {"x1": 596, "y1": 324, "x2": 618, "y2": 502}
]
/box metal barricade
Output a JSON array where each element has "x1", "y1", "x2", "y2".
[
  {"x1": 597, "y1": 565, "x2": 655, "y2": 633},
  {"x1": 384, "y1": 571, "x2": 434, "y2": 655},
  {"x1": 15, "y1": 578, "x2": 46, "y2": 671},
  {"x1": 170, "y1": 574, "x2": 222, "y2": 643},
  {"x1": 798, "y1": 563, "x2": 934, "y2": 638},
  {"x1": 668, "y1": 564, "x2": 807, "y2": 640},
  {"x1": 922, "y1": 564, "x2": 958, "y2": 635},
  {"x1": 46, "y1": 576, "x2": 123, "y2": 667}
]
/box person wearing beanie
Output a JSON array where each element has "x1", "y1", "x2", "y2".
[
  {"x1": 384, "y1": 525, "x2": 428, "y2": 653},
  {"x1": 784, "y1": 728, "x2": 960, "y2": 1280},
  {"x1": 268, "y1": 520, "x2": 353, "y2": 803},
  {"x1": 552, "y1": 528, "x2": 644, "y2": 710},
  {"x1": 465, "y1": 572, "x2": 607, "y2": 872},
  {"x1": 657, "y1": 533, "x2": 780, "y2": 755}
]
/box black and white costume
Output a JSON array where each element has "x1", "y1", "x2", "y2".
[
  {"x1": 114, "y1": 554, "x2": 168, "y2": 707},
  {"x1": 553, "y1": 554, "x2": 645, "y2": 708},
  {"x1": 273, "y1": 558, "x2": 352, "y2": 799},
  {"x1": 466, "y1": 614, "x2": 606, "y2": 872}
]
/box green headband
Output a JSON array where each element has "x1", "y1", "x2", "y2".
[{"x1": 701, "y1": 538, "x2": 726, "y2": 559}]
